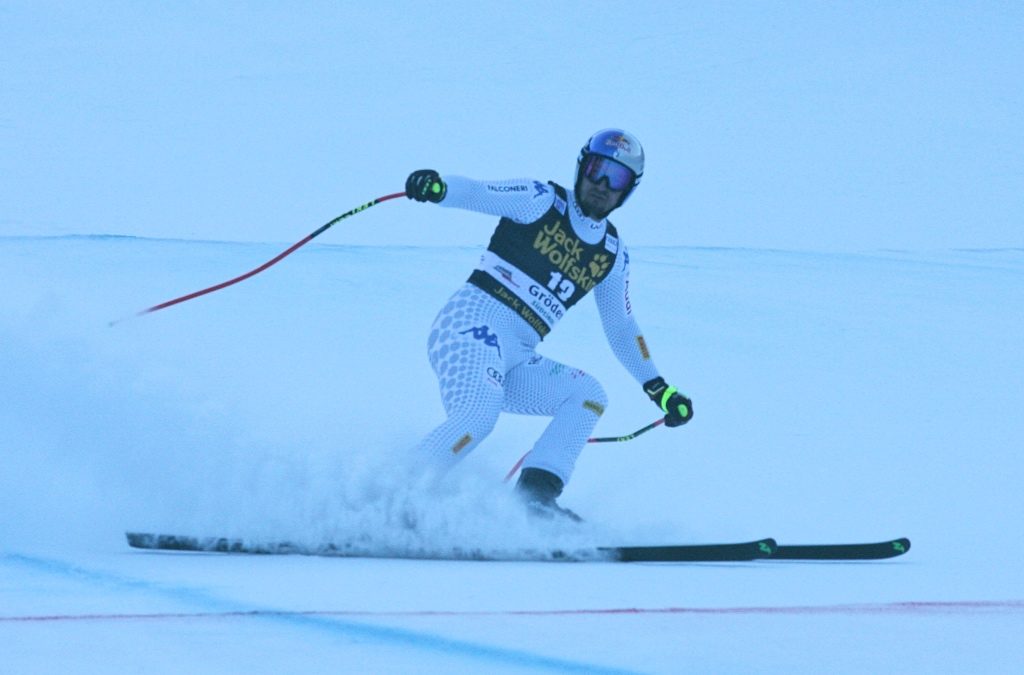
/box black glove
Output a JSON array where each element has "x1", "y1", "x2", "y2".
[
  {"x1": 405, "y1": 169, "x2": 447, "y2": 203},
  {"x1": 643, "y1": 376, "x2": 693, "y2": 427}
]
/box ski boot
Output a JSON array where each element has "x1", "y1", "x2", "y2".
[{"x1": 515, "y1": 468, "x2": 582, "y2": 523}]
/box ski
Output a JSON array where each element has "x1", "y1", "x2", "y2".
[
  {"x1": 125, "y1": 532, "x2": 776, "y2": 563},
  {"x1": 607, "y1": 539, "x2": 776, "y2": 562},
  {"x1": 771, "y1": 538, "x2": 911, "y2": 560},
  {"x1": 126, "y1": 533, "x2": 909, "y2": 562}
]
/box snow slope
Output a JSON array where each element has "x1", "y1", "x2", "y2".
[{"x1": 2, "y1": 233, "x2": 1022, "y2": 673}]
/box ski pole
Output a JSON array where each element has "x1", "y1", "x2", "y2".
[
  {"x1": 503, "y1": 417, "x2": 665, "y2": 482},
  {"x1": 111, "y1": 191, "x2": 406, "y2": 325}
]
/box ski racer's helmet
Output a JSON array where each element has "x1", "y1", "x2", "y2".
[{"x1": 575, "y1": 129, "x2": 644, "y2": 204}]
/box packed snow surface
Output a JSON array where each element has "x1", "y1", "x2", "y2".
[{"x1": 2, "y1": 235, "x2": 1021, "y2": 673}]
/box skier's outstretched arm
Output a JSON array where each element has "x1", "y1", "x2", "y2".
[{"x1": 406, "y1": 170, "x2": 554, "y2": 224}]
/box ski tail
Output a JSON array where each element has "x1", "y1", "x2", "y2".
[{"x1": 126, "y1": 532, "x2": 286, "y2": 554}]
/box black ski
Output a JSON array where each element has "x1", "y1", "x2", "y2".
[
  {"x1": 125, "y1": 532, "x2": 776, "y2": 563},
  {"x1": 126, "y1": 533, "x2": 909, "y2": 562},
  {"x1": 772, "y1": 538, "x2": 911, "y2": 560},
  {"x1": 607, "y1": 539, "x2": 776, "y2": 562}
]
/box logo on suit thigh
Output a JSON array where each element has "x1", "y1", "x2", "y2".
[
  {"x1": 459, "y1": 325, "x2": 501, "y2": 357},
  {"x1": 486, "y1": 366, "x2": 505, "y2": 388}
]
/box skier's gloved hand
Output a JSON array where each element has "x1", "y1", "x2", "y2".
[
  {"x1": 405, "y1": 169, "x2": 447, "y2": 203},
  {"x1": 643, "y1": 376, "x2": 693, "y2": 427}
]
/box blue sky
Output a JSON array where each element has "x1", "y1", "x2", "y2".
[{"x1": 2, "y1": 2, "x2": 1021, "y2": 250}]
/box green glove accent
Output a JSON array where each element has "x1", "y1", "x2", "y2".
[
  {"x1": 643, "y1": 376, "x2": 693, "y2": 427},
  {"x1": 659, "y1": 386, "x2": 678, "y2": 413}
]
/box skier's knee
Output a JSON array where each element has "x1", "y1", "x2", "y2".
[
  {"x1": 577, "y1": 376, "x2": 608, "y2": 417},
  {"x1": 447, "y1": 404, "x2": 501, "y2": 453}
]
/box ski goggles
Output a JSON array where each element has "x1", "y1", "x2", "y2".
[{"x1": 580, "y1": 155, "x2": 636, "y2": 191}]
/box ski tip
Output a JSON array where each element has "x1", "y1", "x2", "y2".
[
  {"x1": 771, "y1": 536, "x2": 913, "y2": 560},
  {"x1": 892, "y1": 537, "x2": 911, "y2": 555}
]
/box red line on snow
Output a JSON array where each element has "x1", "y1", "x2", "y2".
[{"x1": 3, "y1": 601, "x2": 1023, "y2": 623}]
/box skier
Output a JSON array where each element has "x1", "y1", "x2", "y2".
[{"x1": 405, "y1": 129, "x2": 692, "y2": 521}]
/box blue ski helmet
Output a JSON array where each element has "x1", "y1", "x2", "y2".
[{"x1": 576, "y1": 129, "x2": 644, "y2": 202}]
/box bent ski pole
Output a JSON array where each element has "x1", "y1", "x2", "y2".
[
  {"x1": 503, "y1": 418, "x2": 665, "y2": 482},
  {"x1": 112, "y1": 191, "x2": 406, "y2": 325}
]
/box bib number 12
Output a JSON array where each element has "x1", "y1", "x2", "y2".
[{"x1": 547, "y1": 272, "x2": 575, "y2": 301}]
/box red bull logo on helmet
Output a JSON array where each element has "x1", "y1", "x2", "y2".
[{"x1": 604, "y1": 134, "x2": 631, "y2": 152}]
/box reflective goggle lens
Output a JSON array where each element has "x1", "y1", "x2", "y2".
[{"x1": 582, "y1": 155, "x2": 635, "y2": 191}]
